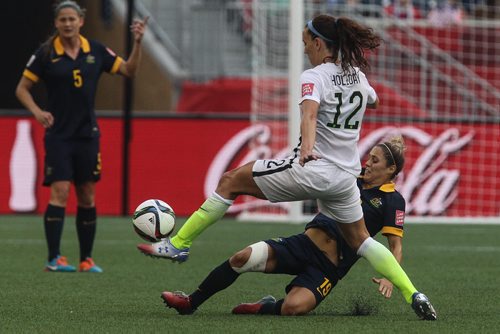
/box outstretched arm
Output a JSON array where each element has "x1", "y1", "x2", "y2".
[
  {"x1": 118, "y1": 16, "x2": 149, "y2": 78},
  {"x1": 372, "y1": 234, "x2": 402, "y2": 299}
]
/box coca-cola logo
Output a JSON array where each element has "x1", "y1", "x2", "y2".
[{"x1": 205, "y1": 125, "x2": 474, "y2": 216}]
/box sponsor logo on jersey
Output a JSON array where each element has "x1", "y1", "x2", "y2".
[
  {"x1": 302, "y1": 83, "x2": 314, "y2": 97},
  {"x1": 370, "y1": 197, "x2": 382, "y2": 208},
  {"x1": 395, "y1": 210, "x2": 405, "y2": 226},
  {"x1": 51, "y1": 57, "x2": 61, "y2": 63},
  {"x1": 86, "y1": 55, "x2": 95, "y2": 64},
  {"x1": 106, "y1": 47, "x2": 116, "y2": 57}
]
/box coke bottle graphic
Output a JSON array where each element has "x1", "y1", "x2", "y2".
[{"x1": 9, "y1": 120, "x2": 37, "y2": 212}]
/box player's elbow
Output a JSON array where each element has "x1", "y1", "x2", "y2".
[
  {"x1": 15, "y1": 86, "x2": 21, "y2": 100},
  {"x1": 367, "y1": 99, "x2": 379, "y2": 109},
  {"x1": 15, "y1": 83, "x2": 26, "y2": 101},
  {"x1": 123, "y1": 64, "x2": 138, "y2": 79}
]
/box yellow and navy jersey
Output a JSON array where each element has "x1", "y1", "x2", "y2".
[
  {"x1": 358, "y1": 178, "x2": 405, "y2": 238},
  {"x1": 305, "y1": 178, "x2": 406, "y2": 278},
  {"x1": 23, "y1": 35, "x2": 123, "y2": 139}
]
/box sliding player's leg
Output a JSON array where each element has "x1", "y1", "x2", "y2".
[
  {"x1": 162, "y1": 242, "x2": 274, "y2": 314},
  {"x1": 233, "y1": 266, "x2": 337, "y2": 316}
]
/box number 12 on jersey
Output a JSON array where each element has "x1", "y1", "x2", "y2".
[{"x1": 327, "y1": 91, "x2": 363, "y2": 130}]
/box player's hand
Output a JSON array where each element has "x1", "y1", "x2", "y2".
[
  {"x1": 372, "y1": 277, "x2": 393, "y2": 299},
  {"x1": 131, "y1": 16, "x2": 149, "y2": 43},
  {"x1": 35, "y1": 111, "x2": 54, "y2": 129},
  {"x1": 299, "y1": 152, "x2": 320, "y2": 166}
]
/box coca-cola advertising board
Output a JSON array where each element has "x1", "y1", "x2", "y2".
[{"x1": 2, "y1": 116, "x2": 498, "y2": 219}]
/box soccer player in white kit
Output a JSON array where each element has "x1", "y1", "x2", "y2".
[{"x1": 138, "y1": 14, "x2": 436, "y2": 319}]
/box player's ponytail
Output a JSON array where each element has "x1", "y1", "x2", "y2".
[
  {"x1": 306, "y1": 14, "x2": 382, "y2": 72},
  {"x1": 335, "y1": 17, "x2": 382, "y2": 72}
]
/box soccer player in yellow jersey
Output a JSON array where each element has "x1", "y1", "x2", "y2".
[{"x1": 16, "y1": 1, "x2": 148, "y2": 273}]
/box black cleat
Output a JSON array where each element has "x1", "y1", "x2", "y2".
[{"x1": 411, "y1": 292, "x2": 437, "y2": 320}]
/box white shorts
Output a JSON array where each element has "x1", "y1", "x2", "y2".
[{"x1": 252, "y1": 158, "x2": 363, "y2": 224}]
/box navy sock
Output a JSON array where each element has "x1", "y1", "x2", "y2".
[
  {"x1": 259, "y1": 299, "x2": 284, "y2": 315},
  {"x1": 190, "y1": 260, "x2": 240, "y2": 309},
  {"x1": 76, "y1": 207, "x2": 97, "y2": 261},
  {"x1": 44, "y1": 204, "x2": 65, "y2": 261}
]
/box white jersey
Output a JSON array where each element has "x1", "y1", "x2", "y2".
[{"x1": 299, "y1": 63, "x2": 377, "y2": 176}]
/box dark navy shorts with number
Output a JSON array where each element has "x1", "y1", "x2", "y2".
[
  {"x1": 43, "y1": 136, "x2": 101, "y2": 186},
  {"x1": 265, "y1": 234, "x2": 339, "y2": 305}
]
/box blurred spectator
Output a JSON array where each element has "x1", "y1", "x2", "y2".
[
  {"x1": 428, "y1": 0, "x2": 465, "y2": 26},
  {"x1": 461, "y1": 0, "x2": 486, "y2": 15},
  {"x1": 384, "y1": 0, "x2": 423, "y2": 19},
  {"x1": 470, "y1": 0, "x2": 500, "y2": 18},
  {"x1": 324, "y1": 0, "x2": 362, "y2": 14}
]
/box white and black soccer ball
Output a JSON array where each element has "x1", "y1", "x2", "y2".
[{"x1": 132, "y1": 199, "x2": 176, "y2": 242}]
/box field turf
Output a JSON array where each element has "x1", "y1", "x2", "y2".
[{"x1": 1, "y1": 215, "x2": 499, "y2": 333}]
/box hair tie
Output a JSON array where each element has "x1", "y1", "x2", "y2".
[
  {"x1": 55, "y1": 0, "x2": 84, "y2": 16},
  {"x1": 381, "y1": 143, "x2": 396, "y2": 166},
  {"x1": 307, "y1": 20, "x2": 334, "y2": 43}
]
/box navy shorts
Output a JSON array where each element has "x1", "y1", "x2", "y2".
[
  {"x1": 43, "y1": 136, "x2": 101, "y2": 186},
  {"x1": 265, "y1": 234, "x2": 339, "y2": 305}
]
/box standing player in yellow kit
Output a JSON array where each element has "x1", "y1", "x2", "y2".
[{"x1": 16, "y1": 0, "x2": 148, "y2": 273}]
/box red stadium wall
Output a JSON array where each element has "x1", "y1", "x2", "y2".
[{"x1": 1, "y1": 117, "x2": 498, "y2": 217}]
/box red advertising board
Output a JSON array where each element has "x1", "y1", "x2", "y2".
[
  {"x1": 1, "y1": 117, "x2": 498, "y2": 218},
  {"x1": 1, "y1": 117, "x2": 250, "y2": 216}
]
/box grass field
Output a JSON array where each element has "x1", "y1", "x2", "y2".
[{"x1": 1, "y1": 215, "x2": 499, "y2": 333}]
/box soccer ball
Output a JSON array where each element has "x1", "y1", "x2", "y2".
[{"x1": 132, "y1": 199, "x2": 176, "y2": 242}]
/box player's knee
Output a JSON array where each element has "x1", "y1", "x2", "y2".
[
  {"x1": 281, "y1": 288, "x2": 317, "y2": 316},
  {"x1": 230, "y1": 242, "x2": 268, "y2": 274},
  {"x1": 75, "y1": 183, "x2": 95, "y2": 207},
  {"x1": 77, "y1": 195, "x2": 95, "y2": 208},
  {"x1": 216, "y1": 170, "x2": 237, "y2": 197},
  {"x1": 281, "y1": 299, "x2": 314, "y2": 316},
  {"x1": 338, "y1": 219, "x2": 370, "y2": 251},
  {"x1": 50, "y1": 184, "x2": 70, "y2": 205},
  {"x1": 229, "y1": 247, "x2": 251, "y2": 268}
]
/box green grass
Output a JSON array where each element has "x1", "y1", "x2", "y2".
[{"x1": 1, "y1": 215, "x2": 499, "y2": 333}]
